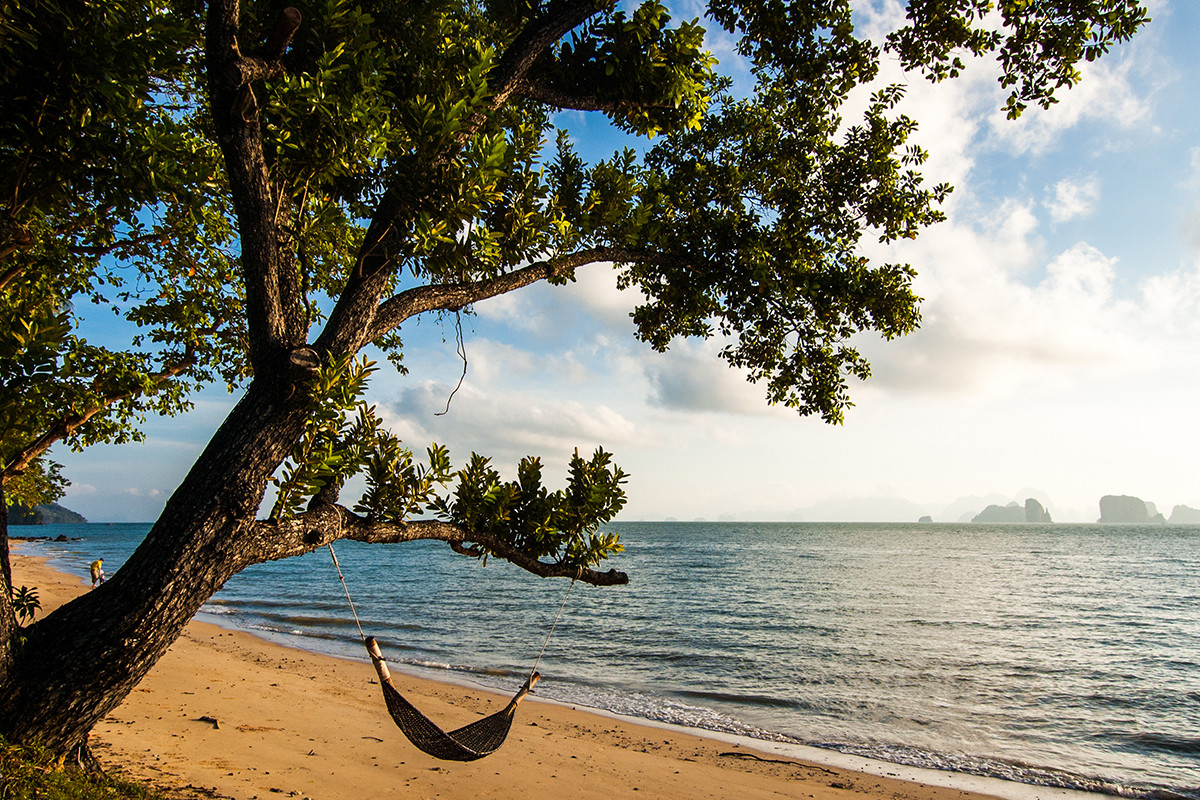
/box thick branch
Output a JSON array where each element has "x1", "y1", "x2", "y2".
[
  {"x1": 315, "y1": 0, "x2": 609, "y2": 357},
  {"x1": 259, "y1": 7, "x2": 302, "y2": 60},
  {"x1": 516, "y1": 78, "x2": 679, "y2": 116},
  {"x1": 367, "y1": 247, "x2": 702, "y2": 340},
  {"x1": 0, "y1": 231, "x2": 34, "y2": 271},
  {"x1": 205, "y1": 1, "x2": 306, "y2": 373},
  {"x1": 488, "y1": 0, "x2": 610, "y2": 106},
  {"x1": 245, "y1": 505, "x2": 629, "y2": 586},
  {"x1": 227, "y1": 8, "x2": 301, "y2": 87},
  {"x1": 0, "y1": 261, "x2": 24, "y2": 291},
  {"x1": 518, "y1": 83, "x2": 619, "y2": 114}
]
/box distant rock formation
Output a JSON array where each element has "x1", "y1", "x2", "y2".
[
  {"x1": 918, "y1": 515, "x2": 933, "y2": 523},
  {"x1": 972, "y1": 502, "x2": 1024, "y2": 523},
  {"x1": 1024, "y1": 498, "x2": 1052, "y2": 523},
  {"x1": 971, "y1": 498, "x2": 1053, "y2": 523},
  {"x1": 1098, "y1": 495, "x2": 1165, "y2": 524},
  {"x1": 1169, "y1": 505, "x2": 1200, "y2": 524},
  {"x1": 7, "y1": 502, "x2": 88, "y2": 525}
]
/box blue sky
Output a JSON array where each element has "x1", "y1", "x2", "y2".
[{"x1": 55, "y1": 0, "x2": 1200, "y2": 523}]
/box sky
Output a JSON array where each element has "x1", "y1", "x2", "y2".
[{"x1": 53, "y1": 0, "x2": 1200, "y2": 524}]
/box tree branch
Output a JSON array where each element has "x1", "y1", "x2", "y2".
[
  {"x1": 0, "y1": 261, "x2": 25, "y2": 291},
  {"x1": 0, "y1": 204, "x2": 125, "y2": 285},
  {"x1": 367, "y1": 247, "x2": 703, "y2": 341},
  {"x1": 245, "y1": 504, "x2": 629, "y2": 586},
  {"x1": 205, "y1": 1, "x2": 306, "y2": 374},
  {"x1": 0, "y1": 228, "x2": 34, "y2": 271},
  {"x1": 517, "y1": 83, "x2": 617, "y2": 114},
  {"x1": 488, "y1": 0, "x2": 611, "y2": 106},
  {"x1": 517, "y1": 80, "x2": 678, "y2": 115},
  {"x1": 0, "y1": 349, "x2": 196, "y2": 484},
  {"x1": 314, "y1": 0, "x2": 609, "y2": 358}
]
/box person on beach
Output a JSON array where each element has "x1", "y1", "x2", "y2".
[{"x1": 90, "y1": 558, "x2": 105, "y2": 587}]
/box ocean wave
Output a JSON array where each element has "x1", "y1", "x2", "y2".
[
  {"x1": 1122, "y1": 733, "x2": 1200, "y2": 757},
  {"x1": 674, "y1": 688, "x2": 806, "y2": 710},
  {"x1": 394, "y1": 658, "x2": 524, "y2": 681},
  {"x1": 824, "y1": 742, "x2": 1196, "y2": 800}
]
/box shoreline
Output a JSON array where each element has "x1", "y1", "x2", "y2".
[{"x1": 11, "y1": 550, "x2": 1100, "y2": 800}]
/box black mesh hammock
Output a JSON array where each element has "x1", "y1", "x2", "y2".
[
  {"x1": 327, "y1": 544, "x2": 573, "y2": 762},
  {"x1": 364, "y1": 636, "x2": 539, "y2": 761}
]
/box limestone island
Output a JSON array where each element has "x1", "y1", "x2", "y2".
[
  {"x1": 1097, "y1": 495, "x2": 1165, "y2": 523},
  {"x1": 972, "y1": 498, "x2": 1052, "y2": 523},
  {"x1": 1169, "y1": 505, "x2": 1200, "y2": 524}
]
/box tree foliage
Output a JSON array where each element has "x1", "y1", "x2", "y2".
[
  {"x1": 1, "y1": 0, "x2": 1150, "y2": 493},
  {"x1": 0, "y1": 0, "x2": 1148, "y2": 757},
  {"x1": 1, "y1": 0, "x2": 242, "y2": 506},
  {"x1": 267, "y1": 355, "x2": 627, "y2": 569}
]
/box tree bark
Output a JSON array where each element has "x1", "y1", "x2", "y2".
[
  {"x1": 1, "y1": 485, "x2": 14, "y2": 682},
  {"x1": 0, "y1": 377, "x2": 309, "y2": 753}
]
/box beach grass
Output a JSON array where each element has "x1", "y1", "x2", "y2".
[{"x1": 0, "y1": 736, "x2": 169, "y2": 800}]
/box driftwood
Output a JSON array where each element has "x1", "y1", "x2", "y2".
[{"x1": 718, "y1": 751, "x2": 837, "y2": 775}]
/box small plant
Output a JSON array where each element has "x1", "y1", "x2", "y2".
[
  {"x1": 11, "y1": 585, "x2": 40, "y2": 625},
  {"x1": 0, "y1": 735, "x2": 171, "y2": 799}
]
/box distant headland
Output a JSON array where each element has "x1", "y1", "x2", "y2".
[
  {"x1": 6, "y1": 502, "x2": 88, "y2": 525},
  {"x1": 1168, "y1": 504, "x2": 1200, "y2": 524},
  {"x1": 1098, "y1": 495, "x2": 1162, "y2": 523}
]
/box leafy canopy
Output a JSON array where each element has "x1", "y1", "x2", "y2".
[
  {"x1": 1, "y1": 0, "x2": 241, "y2": 504},
  {"x1": 1, "y1": 0, "x2": 1148, "y2": 568}
]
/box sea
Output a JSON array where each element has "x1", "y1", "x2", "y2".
[{"x1": 12, "y1": 520, "x2": 1200, "y2": 799}]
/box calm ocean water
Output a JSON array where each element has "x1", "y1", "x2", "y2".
[{"x1": 15, "y1": 521, "x2": 1200, "y2": 799}]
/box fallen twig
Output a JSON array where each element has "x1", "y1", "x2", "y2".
[{"x1": 718, "y1": 751, "x2": 838, "y2": 775}]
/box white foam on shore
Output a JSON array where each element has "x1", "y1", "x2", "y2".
[{"x1": 525, "y1": 695, "x2": 1111, "y2": 800}]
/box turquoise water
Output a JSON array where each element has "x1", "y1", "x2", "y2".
[{"x1": 16, "y1": 521, "x2": 1200, "y2": 799}]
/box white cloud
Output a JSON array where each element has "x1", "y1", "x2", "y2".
[
  {"x1": 121, "y1": 487, "x2": 161, "y2": 498},
  {"x1": 1046, "y1": 176, "x2": 1101, "y2": 223},
  {"x1": 858, "y1": 201, "x2": 1166, "y2": 399},
  {"x1": 1182, "y1": 148, "x2": 1200, "y2": 250},
  {"x1": 987, "y1": 58, "x2": 1151, "y2": 155},
  {"x1": 1137, "y1": 259, "x2": 1200, "y2": 338},
  {"x1": 378, "y1": 380, "x2": 644, "y2": 474},
  {"x1": 642, "y1": 339, "x2": 773, "y2": 415}
]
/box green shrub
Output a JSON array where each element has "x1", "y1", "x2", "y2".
[{"x1": 0, "y1": 737, "x2": 170, "y2": 800}]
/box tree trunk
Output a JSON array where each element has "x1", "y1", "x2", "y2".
[
  {"x1": 0, "y1": 377, "x2": 309, "y2": 754},
  {"x1": 1, "y1": 485, "x2": 15, "y2": 683}
]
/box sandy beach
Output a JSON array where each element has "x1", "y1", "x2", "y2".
[{"x1": 9, "y1": 552, "x2": 1017, "y2": 800}]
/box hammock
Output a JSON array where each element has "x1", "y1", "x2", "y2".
[
  {"x1": 364, "y1": 636, "x2": 539, "y2": 762},
  {"x1": 327, "y1": 544, "x2": 575, "y2": 762}
]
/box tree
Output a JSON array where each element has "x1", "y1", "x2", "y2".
[{"x1": 0, "y1": 0, "x2": 1148, "y2": 761}]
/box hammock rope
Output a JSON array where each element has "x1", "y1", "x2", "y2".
[{"x1": 326, "y1": 543, "x2": 572, "y2": 762}]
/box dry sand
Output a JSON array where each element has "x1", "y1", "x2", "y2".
[{"x1": 11, "y1": 551, "x2": 1016, "y2": 800}]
